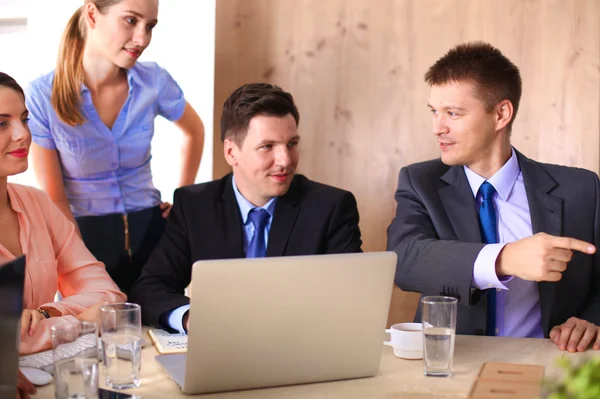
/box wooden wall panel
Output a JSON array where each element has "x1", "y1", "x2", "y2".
[{"x1": 214, "y1": 0, "x2": 600, "y2": 326}]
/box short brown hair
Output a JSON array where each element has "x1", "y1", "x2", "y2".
[
  {"x1": 425, "y1": 41, "x2": 522, "y2": 130},
  {"x1": 220, "y1": 83, "x2": 300, "y2": 145}
]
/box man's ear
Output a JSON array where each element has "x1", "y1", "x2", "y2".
[
  {"x1": 495, "y1": 99, "x2": 514, "y2": 132},
  {"x1": 223, "y1": 138, "x2": 239, "y2": 167}
]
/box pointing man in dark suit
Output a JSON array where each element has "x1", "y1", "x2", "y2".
[
  {"x1": 130, "y1": 83, "x2": 362, "y2": 332},
  {"x1": 387, "y1": 41, "x2": 600, "y2": 352}
]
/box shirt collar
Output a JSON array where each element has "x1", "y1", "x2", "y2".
[
  {"x1": 126, "y1": 65, "x2": 143, "y2": 87},
  {"x1": 80, "y1": 66, "x2": 140, "y2": 94},
  {"x1": 232, "y1": 176, "x2": 277, "y2": 224},
  {"x1": 6, "y1": 184, "x2": 23, "y2": 214},
  {"x1": 463, "y1": 148, "x2": 521, "y2": 201}
]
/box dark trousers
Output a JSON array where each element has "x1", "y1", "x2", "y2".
[{"x1": 76, "y1": 206, "x2": 166, "y2": 294}]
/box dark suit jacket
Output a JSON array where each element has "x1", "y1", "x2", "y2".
[
  {"x1": 130, "y1": 173, "x2": 362, "y2": 327},
  {"x1": 387, "y1": 149, "x2": 600, "y2": 337}
]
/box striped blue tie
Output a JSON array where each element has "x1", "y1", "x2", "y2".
[
  {"x1": 477, "y1": 182, "x2": 498, "y2": 336},
  {"x1": 247, "y1": 208, "x2": 270, "y2": 258}
]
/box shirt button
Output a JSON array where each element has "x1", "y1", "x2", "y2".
[
  {"x1": 495, "y1": 328, "x2": 499, "y2": 335},
  {"x1": 488, "y1": 284, "x2": 493, "y2": 288},
  {"x1": 496, "y1": 288, "x2": 501, "y2": 292}
]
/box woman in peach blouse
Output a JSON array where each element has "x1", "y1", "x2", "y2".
[{"x1": 0, "y1": 72, "x2": 125, "y2": 357}]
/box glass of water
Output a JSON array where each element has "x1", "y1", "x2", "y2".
[
  {"x1": 52, "y1": 321, "x2": 99, "y2": 399},
  {"x1": 421, "y1": 296, "x2": 457, "y2": 377},
  {"x1": 100, "y1": 302, "x2": 142, "y2": 389}
]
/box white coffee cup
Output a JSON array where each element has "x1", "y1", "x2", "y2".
[{"x1": 383, "y1": 322, "x2": 423, "y2": 359}]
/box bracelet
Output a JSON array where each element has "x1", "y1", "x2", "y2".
[{"x1": 37, "y1": 309, "x2": 51, "y2": 319}]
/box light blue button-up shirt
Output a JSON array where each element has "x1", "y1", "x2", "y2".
[
  {"x1": 166, "y1": 176, "x2": 277, "y2": 333},
  {"x1": 26, "y1": 62, "x2": 187, "y2": 217},
  {"x1": 232, "y1": 176, "x2": 277, "y2": 254},
  {"x1": 467, "y1": 148, "x2": 544, "y2": 338}
]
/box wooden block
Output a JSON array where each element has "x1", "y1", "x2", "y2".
[
  {"x1": 469, "y1": 380, "x2": 541, "y2": 399},
  {"x1": 478, "y1": 363, "x2": 544, "y2": 383}
]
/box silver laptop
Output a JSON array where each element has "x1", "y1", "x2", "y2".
[
  {"x1": 0, "y1": 256, "x2": 26, "y2": 398},
  {"x1": 155, "y1": 251, "x2": 396, "y2": 394}
]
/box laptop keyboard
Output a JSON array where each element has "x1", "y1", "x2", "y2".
[
  {"x1": 19, "y1": 335, "x2": 147, "y2": 374},
  {"x1": 19, "y1": 333, "x2": 99, "y2": 374}
]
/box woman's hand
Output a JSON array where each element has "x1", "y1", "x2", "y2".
[
  {"x1": 20, "y1": 309, "x2": 45, "y2": 338},
  {"x1": 16, "y1": 369, "x2": 36, "y2": 399},
  {"x1": 76, "y1": 301, "x2": 107, "y2": 325},
  {"x1": 160, "y1": 202, "x2": 172, "y2": 219}
]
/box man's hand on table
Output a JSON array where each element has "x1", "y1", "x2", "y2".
[
  {"x1": 550, "y1": 317, "x2": 600, "y2": 352},
  {"x1": 183, "y1": 311, "x2": 189, "y2": 332}
]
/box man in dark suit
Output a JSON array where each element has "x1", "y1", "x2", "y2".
[
  {"x1": 387, "y1": 41, "x2": 600, "y2": 352},
  {"x1": 130, "y1": 83, "x2": 362, "y2": 332}
]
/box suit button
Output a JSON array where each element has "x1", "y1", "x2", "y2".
[{"x1": 475, "y1": 329, "x2": 484, "y2": 336}]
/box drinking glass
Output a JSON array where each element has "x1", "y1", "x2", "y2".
[
  {"x1": 52, "y1": 321, "x2": 99, "y2": 399},
  {"x1": 100, "y1": 303, "x2": 142, "y2": 389},
  {"x1": 421, "y1": 296, "x2": 458, "y2": 377}
]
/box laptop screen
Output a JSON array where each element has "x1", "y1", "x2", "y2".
[{"x1": 0, "y1": 256, "x2": 26, "y2": 397}]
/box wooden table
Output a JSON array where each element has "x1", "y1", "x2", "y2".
[{"x1": 35, "y1": 335, "x2": 587, "y2": 398}]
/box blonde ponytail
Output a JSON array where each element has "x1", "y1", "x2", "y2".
[{"x1": 51, "y1": 7, "x2": 86, "y2": 126}]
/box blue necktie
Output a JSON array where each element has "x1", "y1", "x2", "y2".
[
  {"x1": 477, "y1": 181, "x2": 498, "y2": 336},
  {"x1": 247, "y1": 208, "x2": 270, "y2": 258}
]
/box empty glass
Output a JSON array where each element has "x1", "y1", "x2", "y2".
[{"x1": 52, "y1": 321, "x2": 99, "y2": 399}]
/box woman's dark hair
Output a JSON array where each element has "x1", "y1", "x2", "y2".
[{"x1": 0, "y1": 72, "x2": 25, "y2": 99}]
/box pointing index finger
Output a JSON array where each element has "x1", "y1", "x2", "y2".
[{"x1": 551, "y1": 236, "x2": 596, "y2": 254}]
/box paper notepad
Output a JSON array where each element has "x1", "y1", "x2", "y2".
[
  {"x1": 468, "y1": 362, "x2": 544, "y2": 399},
  {"x1": 147, "y1": 328, "x2": 188, "y2": 354}
]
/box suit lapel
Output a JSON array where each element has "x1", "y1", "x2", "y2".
[
  {"x1": 517, "y1": 151, "x2": 562, "y2": 335},
  {"x1": 439, "y1": 166, "x2": 482, "y2": 243},
  {"x1": 217, "y1": 175, "x2": 245, "y2": 258},
  {"x1": 266, "y1": 177, "x2": 300, "y2": 257}
]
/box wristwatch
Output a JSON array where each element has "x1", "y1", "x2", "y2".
[{"x1": 37, "y1": 309, "x2": 51, "y2": 319}]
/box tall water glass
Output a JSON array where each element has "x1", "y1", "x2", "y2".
[
  {"x1": 100, "y1": 303, "x2": 142, "y2": 389},
  {"x1": 421, "y1": 296, "x2": 457, "y2": 377},
  {"x1": 52, "y1": 321, "x2": 99, "y2": 399}
]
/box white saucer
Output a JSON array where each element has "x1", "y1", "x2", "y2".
[{"x1": 392, "y1": 347, "x2": 423, "y2": 360}]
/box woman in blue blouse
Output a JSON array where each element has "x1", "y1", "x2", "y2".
[{"x1": 26, "y1": 0, "x2": 205, "y2": 293}]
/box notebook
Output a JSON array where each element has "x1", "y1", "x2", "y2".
[{"x1": 147, "y1": 328, "x2": 187, "y2": 354}]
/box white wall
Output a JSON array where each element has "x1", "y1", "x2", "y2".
[
  {"x1": 1, "y1": 0, "x2": 215, "y2": 203},
  {"x1": 0, "y1": 0, "x2": 29, "y2": 88}
]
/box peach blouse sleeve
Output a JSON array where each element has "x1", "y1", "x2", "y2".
[{"x1": 18, "y1": 186, "x2": 126, "y2": 354}]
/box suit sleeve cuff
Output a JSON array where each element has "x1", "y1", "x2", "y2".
[
  {"x1": 473, "y1": 244, "x2": 512, "y2": 290},
  {"x1": 165, "y1": 305, "x2": 191, "y2": 334}
]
